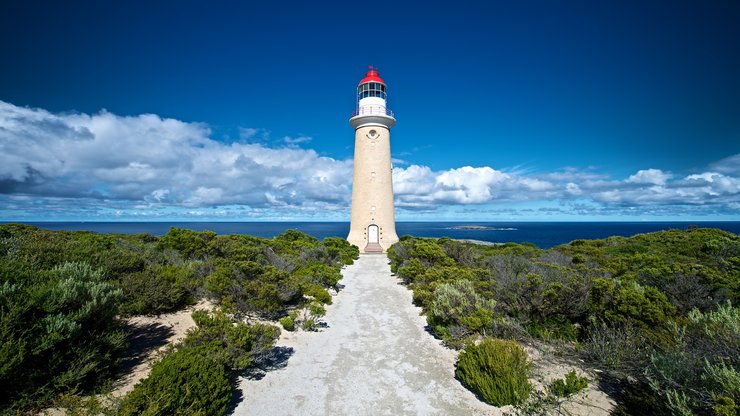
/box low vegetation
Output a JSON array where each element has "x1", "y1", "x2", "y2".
[
  {"x1": 456, "y1": 338, "x2": 532, "y2": 406},
  {"x1": 550, "y1": 370, "x2": 589, "y2": 398},
  {"x1": 118, "y1": 310, "x2": 280, "y2": 415},
  {"x1": 388, "y1": 227, "x2": 740, "y2": 414},
  {"x1": 0, "y1": 224, "x2": 358, "y2": 414}
]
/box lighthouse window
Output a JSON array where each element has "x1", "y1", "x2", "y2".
[{"x1": 358, "y1": 82, "x2": 387, "y2": 100}]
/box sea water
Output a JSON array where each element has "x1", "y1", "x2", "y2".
[{"x1": 7, "y1": 221, "x2": 740, "y2": 249}]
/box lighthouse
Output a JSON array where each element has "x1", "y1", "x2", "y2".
[{"x1": 347, "y1": 67, "x2": 399, "y2": 253}]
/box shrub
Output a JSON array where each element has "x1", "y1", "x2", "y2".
[
  {"x1": 412, "y1": 240, "x2": 454, "y2": 266},
  {"x1": 428, "y1": 279, "x2": 496, "y2": 340},
  {"x1": 117, "y1": 265, "x2": 192, "y2": 315},
  {"x1": 280, "y1": 315, "x2": 295, "y2": 331},
  {"x1": 581, "y1": 321, "x2": 650, "y2": 373},
  {"x1": 185, "y1": 310, "x2": 280, "y2": 370},
  {"x1": 301, "y1": 318, "x2": 317, "y2": 331},
  {"x1": 322, "y1": 237, "x2": 359, "y2": 265},
  {"x1": 273, "y1": 229, "x2": 319, "y2": 257},
  {"x1": 524, "y1": 318, "x2": 578, "y2": 342},
  {"x1": 118, "y1": 344, "x2": 232, "y2": 416},
  {"x1": 302, "y1": 283, "x2": 332, "y2": 304},
  {"x1": 550, "y1": 370, "x2": 589, "y2": 397},
  {"x1": 297, "y1": 302, "x2": 326, "y2": 332},
  {"x1": 396, "y1": 258, "x2": 425, "y2": 282},
  {"x1": 644, "y1": 302, "x2": 740, "y2": 414},
  {"x1": 0, "y1": 262, "x2": 125, "y2": 411},
  {"x1": 294, "y1": 262, "x2": 343, "y2": 289},
  {"x1": 455, "y1": 338, "x2": 532, "y2": 406},
  {"x1": 157, "y1": 227, "x2": 215, "y2": 259},
  {"x1": 119, "y1": 309, "x2": 280, "y2": 415}
]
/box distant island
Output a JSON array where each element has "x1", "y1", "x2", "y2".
[{"x1": 448, "y1": 225, "x2": 517, "y2": 231}]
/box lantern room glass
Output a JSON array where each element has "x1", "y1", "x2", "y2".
[{"x1": 358, "y1": 82, "x2": 387, "y2": 100}]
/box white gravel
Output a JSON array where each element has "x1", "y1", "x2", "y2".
[{"x1": 231, "y1": 254, "x2": 503, "y2": 416}]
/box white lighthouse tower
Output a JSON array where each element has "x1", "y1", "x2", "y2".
[{"x1": 347, "y1": 67, "x2": 399, "y2": 253}]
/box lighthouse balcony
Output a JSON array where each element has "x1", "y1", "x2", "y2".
[
  {"x1": 349, "y1": 106, "x2": 396, "y2": 129},
  {"x1": 352, "y1": 105, "x2": 394, "y2": 118}
]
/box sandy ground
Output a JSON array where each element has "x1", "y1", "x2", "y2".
[
  {"x1": 232, "y1": 254, "x2": 505, "y2": 416},
  {"x1": 110, "y1": 299, "x2": 213, "y2": 397},
  {"x1": 527, "y1": 346, "x2": 615, "y2": 415}
]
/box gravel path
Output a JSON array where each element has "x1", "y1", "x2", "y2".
[{"x1": 232, "y1": 254, "x2": 502, "y2": 416}]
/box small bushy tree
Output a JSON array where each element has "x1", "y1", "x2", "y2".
[
  {"x1": 118, "y1": 345, "x2": 232, "y2": 416},
  {"x1": 550, "y1": 370, "x2": 589, "y2": 397},
  {"x1": 456, "y1": 338, "x2": 532, "y2": 406},
  {"x1": 428, "y1": 279, "x2": 496, "y2": 340},
  {"x1": 646, "y1": 302, "x2": 740, "y2": 414},
  {"x1": 0, "y1": 262, "x2": 124, "y2": 411}
]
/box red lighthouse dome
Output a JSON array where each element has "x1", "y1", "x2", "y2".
[{"x1": 359, "y1": 67, "x2": 385, "y2": 85}]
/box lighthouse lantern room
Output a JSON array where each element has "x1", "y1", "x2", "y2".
[{"x1": 347, "y1": 67, "x2": 399, "y2": 253}]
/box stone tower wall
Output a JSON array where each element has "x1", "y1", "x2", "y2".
[{"x1": 347, "y1": 123, "x2": 399, "y2": 252}]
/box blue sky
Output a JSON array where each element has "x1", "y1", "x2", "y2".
[{"x1": 1, "y1": 0, "x2": 739, "y2": 221}]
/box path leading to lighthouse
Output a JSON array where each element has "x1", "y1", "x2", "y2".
[{"x1": 231, "y1": 254, "x2": 502, "y2": 416}]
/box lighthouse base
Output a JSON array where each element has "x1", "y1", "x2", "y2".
[
  {"x1": 364, "y1": 242, "x2": 384, "y2": 253},
  {"x1": 347, "y1": 229, "x2": 399, "y2": 254}
]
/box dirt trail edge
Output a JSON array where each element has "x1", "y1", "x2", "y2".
[{"x1": 232, "y1": 254, "x2": 502, "y2": 416}]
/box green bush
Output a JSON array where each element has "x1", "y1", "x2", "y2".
[
  {"x1": 301, "y1": 318, "x2": 317, "y2": 331},
  {"x1": 322, "y1": 237, "x2": 359, "y2": 265},
  {"x1": 524, "y1": 318, "x2": 578, "y2": 342},
  {"x1": 581, "y1": 321, "x2": 650, "y2": 373},
  {"x1": 157, "y1": 227, "x2": 216, "y2": 259},
  {"x1": 280, "y1": 315, "x2": 295, "y2": 331},
  {"x1": 396, "y1": 258, "x2": 425, "y2": 282},
  {"x1": 455, "y1": 338, "x2": 532, "y2": 406},
  {"x1": 428, "y1": 279, "x2": 496, "y2": 340},
  {"x1": 117, "y1": 265, "x2": 192, "y2": 315},
  {"x1": 550, "y1": 370, "x2": 588, "y2": 397},
  {"x1": 118, "y1": 344, "x2": 232, "y2": 416},
  {"x1": 645, "y1": 302, "x2": 740, "y2": 414},
  {"x1": 0, "y1": 262, "x2": 125, "y2": 411},
  {"x1": 273, "y1": 229, "x2": 319, "y2": 257},
  {"x1": 119, "y1": 309, "x2": 280, "y2": 415},
  {"x1": 297, "y1": 301, "x2": 326, "y2": 332},
  {"x1": 294, "y1": 262, "x2": 343, "y2": 289},
  {"x1": 185, "y1": 310, "x2": 280, "y2": 370},
  {"x1": 302, "y1": 283, "x2": 332, "y2": 304}
]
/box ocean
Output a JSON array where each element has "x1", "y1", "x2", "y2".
[{"x1": 6, "y1": 221, "x2": 740, "y2": 249}]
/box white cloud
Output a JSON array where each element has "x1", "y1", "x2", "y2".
[
  {"x1": 283, "y1": 135, "x2": 312, "y2": 144},
  {"x1": 709, "y1": 154, "x2": 740, "y2": 176},
  {"x1": 393, "y1": 165, "x2": 558, "y2": 208},
  {"x1": 565, "y1": 182, "x2": 582, "y2": 196},
  {"x1": 627, "y1": 168, "x2": 672, "y2": 185},
  {"x1": 0, "y1": 100, "x2": 738, "y2": 220},
  {"x1": 0, "y1": 100, "x2": 352, "y2": 215}
]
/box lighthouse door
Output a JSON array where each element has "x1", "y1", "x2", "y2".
[{"x1": 368, "y1": 225, "x2": 379, "y2": 244}]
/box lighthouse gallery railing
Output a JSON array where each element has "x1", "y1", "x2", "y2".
[{"x1": 352, "y1": 105, "x2": 394, "y2": 118}]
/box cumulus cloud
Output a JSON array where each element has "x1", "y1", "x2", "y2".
[
  {"x1": 393, "y1": 165, "x2": 555, "y2": 208},
  {"x1": 393, "y1": 160, "x2": 740, "y2": 217},
  {"x1": 627, "y1": 168, "x2": 672, "y2": 185},
  {"x1": 0, "y1": 100, "x2": 352, "y2": 217},
  {"x1": 1, "y1": 100, "x2": 738, "y2": 220}
]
